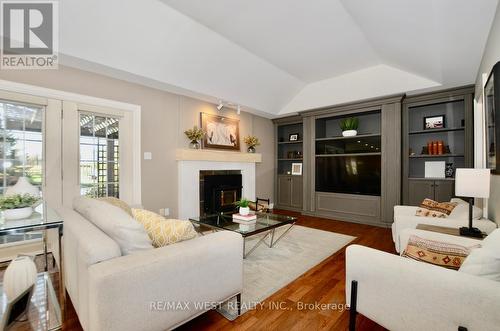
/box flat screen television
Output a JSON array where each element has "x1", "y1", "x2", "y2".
[
  {"x1": 315, "y1": 155, "x2": 381, "y2": 196},
  {"x1": 485, "y1": 61, "x2": 500, "y2": 174}
]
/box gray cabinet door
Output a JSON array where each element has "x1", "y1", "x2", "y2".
[
  {"x1": 290, "y1": 176, "x2": 303, "y2": 209},
  {"x1": 408, "y1": 180, "x2": 434, "y2": 206},
  {"x1": 434, "y1": 180, "x2": 455, "y2": 202},
  {"x1": 277, "y1": 175, "x2": 292, "y2": 207}
]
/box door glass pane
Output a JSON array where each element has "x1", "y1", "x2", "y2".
[
  {"x1": 0, "y1": 101, "x2": 44, "y2": 195},
  {"x1": 79, "y1": 113, "x2": 120, "y2": 198}
]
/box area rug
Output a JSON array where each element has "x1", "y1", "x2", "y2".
[{"x1": 218, "y1": 225, "x2": 355, "y2": 318}]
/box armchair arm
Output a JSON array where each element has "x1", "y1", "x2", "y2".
[
  {"x1": 346, "y1": 245, "x2": 500, "y2": 331},
  {"x1": 87, "y1": 231, "x2": 243, "y2": 331}
]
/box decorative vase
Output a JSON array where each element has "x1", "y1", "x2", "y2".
[
  {"x1": 5, "y1": 177, "x2": 40, "y2": 198},
  {"x1": 3, "y1": 255, "x2": 37, "y2": 300},
  {"x1": 342, "y1": 130, "x2": 357, "y2": 137},
  {"x1": 247, "y1": 146, "x2": 256, "y2": 153},
  {"x1": 189, "y1": 140, "x2": 200, "y2": 149},
  {"x1": 239, "y1": 206, "x2": 250, "y2": 216},
  {"x1": 3, "y1": 207, "x2": 33, "y2": 220}
]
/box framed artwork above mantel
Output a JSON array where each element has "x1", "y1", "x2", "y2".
[{"x1": 200, "y1": 112, "x2": 240, "y2": 151}]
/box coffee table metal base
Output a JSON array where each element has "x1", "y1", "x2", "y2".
[
  {"x1": 195, "y1": 222, "x2": 296, "y2": 259},
  {"x1": 241, "y1": 222, "x2": 295, "y2": 258}
]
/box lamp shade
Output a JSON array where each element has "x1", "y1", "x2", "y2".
[{"x1": 455, "y1": 168, "x2": 491, "y2": 198}]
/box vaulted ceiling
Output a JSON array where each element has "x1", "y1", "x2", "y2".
[{"x1": 58, "y1": 0, "x2": 499, "y2": 117}]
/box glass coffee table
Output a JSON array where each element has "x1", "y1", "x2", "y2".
[{"x1": 190, "y1": 213, "x2": 297, "y2": 258}]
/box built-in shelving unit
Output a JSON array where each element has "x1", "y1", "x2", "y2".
[
  {"x1": 297, "y1": 95, "x2": 402, "y2": 228},
  {"x1": 402, "y1": 86, "x2": 474, "y2": 205},
  {"x1": 273, "y1": 117, "x2": 304, "y2": 211},
  {"x1": 314, "y1": 110, "x2": 382, "y2": 196}
]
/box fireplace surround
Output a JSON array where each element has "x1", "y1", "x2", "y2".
[{"x1": 177, "y1": 152, "x2": 258, "y2": 219}]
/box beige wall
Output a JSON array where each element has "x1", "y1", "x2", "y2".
[
  {"x1": 0, "y1": 66, "x2": 275, "y2": 217},
  {"x1": 475, "y1": 6, "x2": 500, "y2": 223}
]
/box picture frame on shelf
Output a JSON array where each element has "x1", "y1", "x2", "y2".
[
  {"x1": 291, "y1": 163, "x2": 302, "y2": 175},
  {"x1": 200, "y1": 113, "x2": 240, "y2": 151},
  {"x1": 289, "y1": 133, "x2": 299, "y2": 141},
  {"x1": 423, "y1": 115, "x2": 445, "y2": 130},
  {"x1": 424, "y1": 161, "x2": 446, "y2": 178}
]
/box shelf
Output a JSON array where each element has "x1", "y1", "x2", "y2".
[
  {"x1": 278, "y1": 158, "x2": 303, "y2": 161},
  {"x1": 316, "y1": 152, "x2": 381, "y2": 157},
  {"x1": 409, "y1": 154, "x2": 464, "y2": 158},
  {"x1": 409, "y1": 127, "x2": 464, "y2": 135},
  {"x1": 315, "y1": 133, "x2": 380, "y2": 141},
  {"x1": 408, "y1": 177, "x2": 455, "y2": 181},
  {"x1": 278, "y1": 140, "x2": 303, "y2": 145}
]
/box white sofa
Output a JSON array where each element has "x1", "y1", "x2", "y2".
[
  {"x1": 59, "y1": 207, "x2": 243, "y2": 331},
  {"x1": 392, "y1": 198, "x2": 497, "y2": 252},
  {"x1": 346, "y1": 229, "x2": 500, "y2": 331}
]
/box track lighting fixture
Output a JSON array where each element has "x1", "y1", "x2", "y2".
[{"x1": 217, "y1": 101, "x2": 224, "y2": 111}]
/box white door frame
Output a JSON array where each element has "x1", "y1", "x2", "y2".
[{"x1": 0, "y1": 79, "x2": 142, "y2": 206}]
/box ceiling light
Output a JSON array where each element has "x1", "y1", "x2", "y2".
[
  {"x1": 217, "y1": 101, "x2": 224, "y2": 111},
  {"x1": 237, "y1": 105, "x2": 241, "y2": 115}
]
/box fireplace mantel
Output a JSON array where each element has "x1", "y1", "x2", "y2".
[{"x1": 175, "y1": 148, "x2": 262, "y2": 163}]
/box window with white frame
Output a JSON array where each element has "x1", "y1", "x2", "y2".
[{"x1": 79, "y1": 113, "x2": 120, "y2": 198}]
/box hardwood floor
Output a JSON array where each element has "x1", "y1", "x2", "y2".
[
  {"x1": 5, "y1": 212, "x2": 395, "y2": 331},
  {"x1": 176, "y1": 211, "x2": 394, "y2": 331}
]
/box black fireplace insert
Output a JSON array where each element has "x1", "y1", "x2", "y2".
[{"x1": 200, "y1": 171, "x2": 242, "y2": 216}]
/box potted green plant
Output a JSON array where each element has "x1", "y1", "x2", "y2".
[
  {"x1": 0, "y1": 194, "x2": 40, "y2": 220},
  {"x1": 340, "y1": 117, "x2": 359, "y2": 137},
  {"x1": 243, "y1": 135, "x2": 260, "y2": 153},
  {"x1": 235, "y1": 198, "x2": 250, "y2": 216},
  {"x1": 184, "y1": 126, "x2": 205, "y2": 149}
]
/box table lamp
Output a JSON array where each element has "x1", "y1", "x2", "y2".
[{"x1": 455, "y1": 168, "x2": 491, "y2": 238}]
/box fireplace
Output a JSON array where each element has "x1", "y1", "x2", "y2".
[{"x1": 200, "y1": 170, "x2": 242, "y2": 216}]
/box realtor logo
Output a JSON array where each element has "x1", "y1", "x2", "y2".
[{"x1": 1, "y1": 1, "x2": 58, "y2": 69}]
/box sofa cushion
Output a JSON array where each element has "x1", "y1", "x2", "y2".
[
  {"x1": 460, "y1": 229, "x2": 500, "y2": 281},
  {"x1": 449, "y1": 198, "x2": 483, "y2": 220},
  {"x1": 482, "y1": 228, "x2": 500, "y2": 257},
  {"x1": 73, "y1": 197, "x2": 153, "y2": 255},
  {"x1": 459, "y1": 248, "x2": 500, "y2": 281},
  {"x1": 132, "y1": 208, "x2": 198, "y2": 247},
  {"x1": 402, "y1": 235, "x2": 475, "y2": 270},
  {"x1": 415, "y1": 198, "x2": 457, "y2": 218},
  {"x1": 97, "y1": 197, "x2": 133, "y2": 217}
]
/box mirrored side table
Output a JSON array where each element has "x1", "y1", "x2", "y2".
[{"x1": 0, "y1": 203, "x2": 64, "y2": 331}]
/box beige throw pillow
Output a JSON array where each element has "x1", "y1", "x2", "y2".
[
  {"x1": 415, "y1": 198, "x2": 458, "y2": 218},
  {"x1": 402, "y1": 235, "x2": 475, "y2": 270},
  {"x1": 73, "y1": 197, "x2": 153, "y2": 255},
  {"x1": 132, "y1": 209, "x2": 198, "y2": 247},
  {"x1": 97, "y1": 197, "x2": 133, "y2": 216}
]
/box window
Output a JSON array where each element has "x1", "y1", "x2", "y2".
[
  {"x1": 0, "y1": 100, "x2": 43, "y2": 195},
  {"x1": 79, "y1": 113, "x2": 120, "y2": 198}
]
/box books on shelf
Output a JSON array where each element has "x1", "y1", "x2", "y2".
[{"x1": 232, "y1": 213, "x2": 257, "y2": 224}]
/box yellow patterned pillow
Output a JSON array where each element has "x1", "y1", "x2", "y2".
[{"x1": 131, "y1": 209, "x2": 197, "y2": 247}]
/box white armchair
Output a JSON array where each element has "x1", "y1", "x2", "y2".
[
  {"x1": 392, "y1": 198, "x2": 497, "y2": 252},
  {"x1": 345, "y1": 240, "x2": 500, "y2": 331}
]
